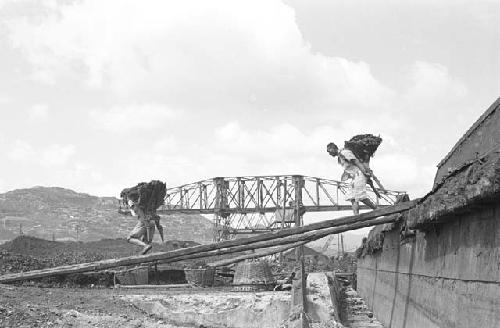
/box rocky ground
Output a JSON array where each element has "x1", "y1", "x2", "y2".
[
  {"x1": 0, "y1": 236, "x2": 230, "y2": 327},
  {"x1": 0, "y1": 236, "x2": 199, "y2": 276},
  {"x1": 0, "y1": 235, "x2": 352, "y2": 328},
  {"x1": 0, "y1": 285, "x2": 197, "y2": 328}
]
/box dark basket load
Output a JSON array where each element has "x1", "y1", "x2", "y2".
[
  {"x1": 344, "y1": 134, "x2": 382, "y2": 162},
  {"x1": 120, "y1": 180, "x2": 166, "y2": 214}
]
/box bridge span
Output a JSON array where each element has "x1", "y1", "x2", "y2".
[{"x1": 157, "y1": 175, "x2": 405, "y2": 241}]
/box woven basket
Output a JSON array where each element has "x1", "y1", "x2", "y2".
[
  {"x1": 184, "y1": 267, "x2": 215, "y2": 287},
  {"x1": 232, "y1": 260, "x2": 275, "y2": 291}
]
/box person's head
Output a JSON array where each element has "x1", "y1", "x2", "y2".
[
  {"x1": 126, "y1": 192, "x2": 140, "y2": 211},
  {"x1": 127, "y1": 198, "x2": 138, "y2": 217},
  {"x1": 327, "y1": 142, "x2": 339, "y2": 157},
  {"x1": 127, "y1": 191, "x2": 140, "y2": 203},
  {"x1": 127, "y1": 198, "x2": 136, "y2": 208}
]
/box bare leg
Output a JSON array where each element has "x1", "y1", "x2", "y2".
[
  {"x1": 127, "y1": 236, "x2": 152, "y2": 254},
  {"x1": 127, "y1": 236, "x2": 147, "y2": 247},
  {"x1": 361, "y1": 198, "x2": 378, "y2": 210},
  {"x1": 351, "y1": 200, "x2": 360, "y2": 215}
]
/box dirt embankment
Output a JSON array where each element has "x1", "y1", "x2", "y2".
[
  {"x1": 0, "y1": 286, "x2": 191, "y2": 328},
  {"x1": 0, "y1": 236, "x2": 208, "y2": 327},
  {"x1": 0, "y1": 236, "x2": 201, "y2": 287}
]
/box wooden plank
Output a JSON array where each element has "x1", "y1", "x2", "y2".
[
  {"x1": 290, "y1": 257, "x2": 310, "y2": 328},
  {"x1": 0, "y1": 202, "x2": 415, "y2": 283}
]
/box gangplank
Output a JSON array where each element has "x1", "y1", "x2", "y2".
[{"x1": 156, "y1": 175, "x2": 406, "y2": 241}]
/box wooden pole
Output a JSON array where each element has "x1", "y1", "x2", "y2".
[
  {"x1": 0, "y1": 201, "x2": 415, "y2": 284},
  {"x1": 341, "y1": 234, "x2": 345, "y2": 255},
  {"x1": 163, "y1": 215, "x2": 394, "y2": 263},
  {"x1": 0, "y1": 215, "x2": 400, "y2": 284},
  {"x1": 282, "y1": 178, "x2": 287, "y2": 229},
  {"x1": 337, "y1": 234, "x2": 340, "y2": 256},
  {"x1": 166, "y1": 215, "x2": 401, "y2": 265},
  {"x1": 154, "y1": 261, "x2": 159, "y2": 285},
  {"x1": 207, "y1": 240, "x2": 307, "y2": 267},
  {"x1": 280, "y1": 178, "x2": 286, "y2": 262}
]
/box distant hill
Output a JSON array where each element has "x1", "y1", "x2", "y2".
[{"x1": 0, "y1": 187, "x2": 213, "y2": 244}]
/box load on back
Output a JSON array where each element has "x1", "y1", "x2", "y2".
[
  {"x1": 120, "y1": 180, "x2": 167, "y2": 214},
  {"x1": 344, "y1": 134, "x2": 382, "y2": 163}
]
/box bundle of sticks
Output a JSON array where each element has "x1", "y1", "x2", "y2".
[
  {"x1": 344, "y1": 134, "x2": 382, "y2": 163},
  {"x1": 345, "y1": 134, "x2": 385, "y2": 197},
  {"x1": 120, "y1": 180, "x2": 166, "y2": 214}
]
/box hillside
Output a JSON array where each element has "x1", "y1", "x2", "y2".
[{"x1": 0, "y1": 187, "x2": 213, "y2": 244}]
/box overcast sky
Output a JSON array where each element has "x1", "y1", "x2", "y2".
[{"x1": 0, "y1": 0, "x2": 498, "y2": 199}]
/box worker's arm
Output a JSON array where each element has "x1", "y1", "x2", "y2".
[
  {"x1": 353, "y1": 159, "x2": 387, "y2": 193},
  {"x1": 352, "y1": 158, "x2": 372, "y2": 177},
  {"x1": 350, "y1": 158, "x2": 384, "y2": 197},
  {"x1": 340, "y1": 149, "x2": 371, "y2": 176}
]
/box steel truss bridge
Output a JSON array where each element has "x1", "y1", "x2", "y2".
[{"x1": 156, "y1": 175, "x2": 405, "y2": 242}]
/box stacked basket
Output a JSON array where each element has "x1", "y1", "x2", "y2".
[{"x1": 232, "y1": 260, "x2": 276, "y2": 291}]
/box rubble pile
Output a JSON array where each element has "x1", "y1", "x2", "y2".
[
  {"x1": 0, "y1": 250, "x2": 48, "y2": 274},
  {"x1": 0, "y1": 236, "x2": 203, "y2": 287},
  {"x1": 0, "y1": 246, "x2": 107, "y2": 275}
]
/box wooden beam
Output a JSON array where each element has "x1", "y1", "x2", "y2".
[
  {"x1": 290, "y1": 258, "x2": 310, "y2": 328},
  {"x1": 156, "y1": 212, "x2": 404, "y2": 266},
  {"x1": 0, "y1": 214, "x2": 399, "y2": 284},
  {"x1": 206, "y1": 240, "x2": 307, "y2": 267},
  {"x1": 0, "y1": 201, "x2": 415, "y2": 283},
  {"x1": 195, "y1": 199, "x2": 416, "y2": 252}
]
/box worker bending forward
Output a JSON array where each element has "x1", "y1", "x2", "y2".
[
  {"x1": 126, "y1": 196, "x2": 164, "y2": 255},
  {"x1": 327, "y1": 142, "x2": 377, "y2": 215}
]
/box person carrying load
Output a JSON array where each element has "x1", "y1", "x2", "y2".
[
  {"x1": 120, "y1": 180, "x2": 166, "y2": 255},
  {"x1": 327, "y1": 134, "x2": 385, "y2": 215}
]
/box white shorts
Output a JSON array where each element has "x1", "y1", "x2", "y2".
[{"x1": 345, "y1": 170, "x2": 368, "y2": 201}]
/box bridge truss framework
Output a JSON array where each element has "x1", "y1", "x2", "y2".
[{"x1": 157, "y1": 175, "x2": 405, "y2": 242}]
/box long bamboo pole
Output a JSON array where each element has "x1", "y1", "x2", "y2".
[
  {"x1": 0, "y1": 214, "x2": 401, "y2": 283},
  {"x1": 161, "y1": 215, "x2": 398, "y2": 263},
  {"x1": 0, "y1": 201, "x2": 415, "y2": 283},
  {"x1": 206, "y1": 240, "x2": 307, "y2": 267}
]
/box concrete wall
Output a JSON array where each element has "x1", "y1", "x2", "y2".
[{"x1": 357, "y1": 202, "x2": 500, "y2": 328}]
